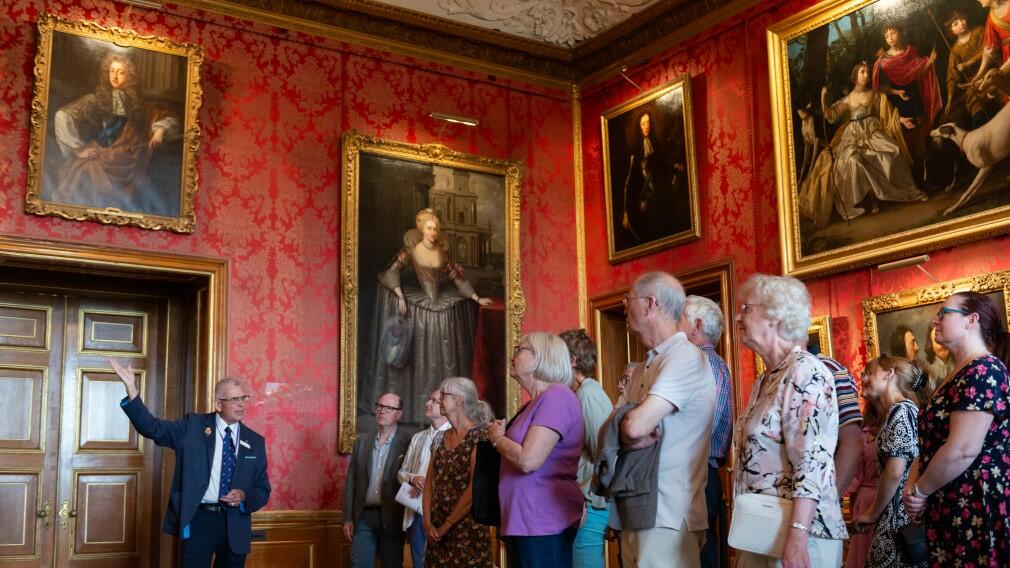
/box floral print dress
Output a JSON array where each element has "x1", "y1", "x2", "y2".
[
  {"x1": 918, "y1": 355, "x2": 1010, "y2": 567},
  {"x1": 734, "y1": 346, "x2": 848, "y2": 540},
  {"x1": 424, "y1": 425, "x2": 493, "y2": 568},
  {"x1": 866, "y1": 400, "x2": 921, "y2": 568}
]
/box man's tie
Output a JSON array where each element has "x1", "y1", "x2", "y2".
[{"x1": 219, "y1": 426, "x2": 236, "y2": 499}]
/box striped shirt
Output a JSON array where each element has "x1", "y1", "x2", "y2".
[
  {"x1": 701, "y1": 344, "x2": 733, "y2": 468},
  {"x1": 818, "y1": 354, "x2": 863, "y2": 428}
]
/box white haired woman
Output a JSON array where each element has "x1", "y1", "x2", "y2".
[
  {"x1": 489, "y1": 332, "x2": 584, "y2": 568},
  {"x1": 733, "y1": 274, "x2": 847, "y2": 567},
  {"x1": 422, "y1": 377, "x2": 494, "y2": 567}
]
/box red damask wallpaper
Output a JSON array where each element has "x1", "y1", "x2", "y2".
[
  {"x1": 0, "y1": 0, "x2": 577, "y2": 510},
  {"x1": 579, "y1": 0, "x2": 1010, "y2": 403}
]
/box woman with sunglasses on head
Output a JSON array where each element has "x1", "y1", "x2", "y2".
[
  {"x1": 422, "y1": 377, "x2": 494, "y2": 567},
  {"x1": 852, "y1": 355, "x2": 925, "y2": 568},
  {"x1": 489, "y1": 332, "x2": 584, "y2": 568},
  {"x1": 902, "y1": 292, "x2": 1010, "y2": 566}
]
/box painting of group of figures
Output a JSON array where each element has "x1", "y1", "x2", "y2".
[{"x1": 770, "y1": 0, "x2": 1010, "y2": 275}]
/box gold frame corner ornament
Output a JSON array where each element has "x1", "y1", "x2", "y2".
[
  {"x1": 754, "y1": 314, "x2": 833, "y2": 375},
  {"x1": 25, "y1": 13, "x2": 204, "y2": 233},
  {"x1": 338, "y1": 130, "x2": 525, "y2": 454},
  {"x1": 860, "y1": 270, "x2": 1010, "y2": 360},
  {"x1": 600, "y1": 73, "x2": 702, "y2": 263},
  {"x1": 767, "y1": 0, "x2": 1010, "y2": 277}
]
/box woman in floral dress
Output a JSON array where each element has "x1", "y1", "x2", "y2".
[
  {"x1": 853, "y1": 355, "x2": 925, "y2": 567},
  {"x1": 422, "y1": 377, "x2": 494, "y2": 567},
  {"x1": 903, "y1": 292, "x2": 1010, "y2": 567}
]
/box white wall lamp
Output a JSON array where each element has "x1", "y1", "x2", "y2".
[{"x1": 877, "y1": 254, "x2": 939, "y2": 282}]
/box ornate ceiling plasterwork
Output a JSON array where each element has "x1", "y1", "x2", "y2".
[{"x1": 373, "y1": 0, "x2": 661, "y2": 47}]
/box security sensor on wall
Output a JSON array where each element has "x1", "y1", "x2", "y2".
[{"x1": 428, "y1": 112, "x2": 479, "y2": 127}]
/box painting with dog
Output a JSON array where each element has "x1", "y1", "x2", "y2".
[{"x1": 769, "y1": 0, "x2": 1010, "y2": 276}]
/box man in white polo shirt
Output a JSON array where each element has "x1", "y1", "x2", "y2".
[{"x1": 618, "y1": 271, "x2": 716, "y2": 568}]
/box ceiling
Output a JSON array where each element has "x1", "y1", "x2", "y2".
[{"x1": 176, "y1": 0, "x2": 759, "y2": 88}]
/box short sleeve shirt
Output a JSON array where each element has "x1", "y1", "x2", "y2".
[
  {"x1": 625, "y1": 332, "x2": 716, "y2": 531},
  {"x1": 498, "y1": 384, "x2": 584, "y2": 536}
]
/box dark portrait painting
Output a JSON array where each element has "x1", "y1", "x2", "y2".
[
  {"x1": 602, "y1": 75, "x2": 700, "y2": 263},
  {"x1": 339, "y1": 132, "x2": 524, "y2": 451},
  {"x1": 26, "y1": 15, "x2": 202, "y2": 232},
  {"x1": 770, "y1": 0, "x2": 1010, "y2": 275}
]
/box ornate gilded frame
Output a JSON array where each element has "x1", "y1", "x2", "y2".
[
  {"x1": 601, "y1": 74, "x2": 701, "y2": 263},
  {"x1": 861, "y1": 270, "x2": 1010, "y2": 360},
  {"x1": 755, "y1": 315, "x2": 832, "y2": 375},
  {"x1": 338, "y1": 131, "x2": 525, "y2": 453},
  {"x1": 26, "y1": 14, "x2": 203, "y2": 232},
  {"x1": 768, "y1": 0, "x2": 1010, "y2": 277}
]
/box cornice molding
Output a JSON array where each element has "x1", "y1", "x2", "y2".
[{"x1": 169, "y1": 0, "x2": 760, "y2": 89}]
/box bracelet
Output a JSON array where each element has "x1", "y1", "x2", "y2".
[
  {"x1": 492, "y1": 435, "x2": 504, "y2": 447},
  {"x1": 913, "y1": 483, "x2": 928, "y2": 499},
  {"x1": 790, "y1": 522, "x2": 810, "y2": 533}
]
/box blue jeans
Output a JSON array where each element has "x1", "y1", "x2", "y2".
[
  {"x1": 573, "y1": 507, "x2": 608, "y2": 568},
  {"x1": 407, "y1": 515, "x2": 426, "y2": 568},
  {"x1": 349, "y1": 508, "x2": 404, "y2": 568}
]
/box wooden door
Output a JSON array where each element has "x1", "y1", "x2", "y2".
[
  {"x1": 0, "y1": 286, "x2": 181, "y2": 567},
  {"x1": 0, "y1": 291, "x2": 64, "y2": 567}
]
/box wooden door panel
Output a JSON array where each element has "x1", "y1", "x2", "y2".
[
  {"x1": 0, "y1": 305, "x2": 50, "y2": 350},
  {"x1": 71, "y1": 471, "x2": 139, "y2": 558},
  {"x1": 0, "y1": 368, "x2": 45, "y2": 451},
  {"x1": 0, "y1": 472, "x2": 40, "y2": 558},
  {"x1": 78, "y1": 370, "x2": 141, "y2": 452},
  {"x1": 79, "y1": 311, "x2": 146, "y2": 356}
]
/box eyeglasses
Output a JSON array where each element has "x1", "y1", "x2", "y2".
[
  {"x1": 936, "y1": 306, "x2": 971, "y2": 321},
  {"x1": 739, "y1": 303, "x2": 764, "y2": 314},
  {"x1": 622, "y1": 294, "x2": 652, "y2": 306},
  {"x1": 512, "y1": 345, "x2": 535, "y2": 357},
  {"x1": 375, "y1": 403, "x2": 402, "y2": 413},
  {"x1": 217, "y1": 395, "x2": 251, "y2": 405},
  {"x1": 440, "y1": 392, "x2": 460, "y2": 401}
]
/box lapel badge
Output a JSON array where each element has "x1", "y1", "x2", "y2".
[{"x1": 204, "y1": 427, "x2": 212, "y2": 437}]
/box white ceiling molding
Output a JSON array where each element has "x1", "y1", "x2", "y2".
[{"x1": 376, "y1": 0, "x2": 661, "y2": 47}]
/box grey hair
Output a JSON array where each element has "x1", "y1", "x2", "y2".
[
  {"x1": 633, "y1": 271, "x2": 686, "y2": 320},
  {"x1": 377, "y1": 391, "x2": 403, "y2": 410},
  {"x1": 740, "y1": 273, "x2": 811, "y2": 343},
  {"x1": 439, "y1": 377, "x2": 493, "y2": 426},
  {"x1": 214, "y1": 377, "x2": 244, "y2": 398},
  {"x1": 522, "y1": 332, "x2": 573, "y2": 385},
  {"x1": 684, "y1": 295, "x2": 725, "y2": 344}
]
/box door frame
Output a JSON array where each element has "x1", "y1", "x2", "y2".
[{"x1": 0, "y1": 234, "x2": 227, "y2": 412}]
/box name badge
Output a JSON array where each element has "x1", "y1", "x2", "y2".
[{"x1": 239, "y1": 440, "x2": 251, "y2": 449}]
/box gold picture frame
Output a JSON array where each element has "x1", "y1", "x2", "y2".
[
  {"x1": 768, "y1": 0, "x2": 1010, "y2": 277},
  {"x1": 338, "y1": 131, "x2": 525, "y2": 453},
  {"x1": 755, "y1": 315, "x2": 833, "y2": 375},
  {"x1": 862, "y1": 270, "x2": 1010, "y2": 364},
  {"x1": 26, "y1": 14, "x2": 203, "y2": 232},
  {"x1": 601, "y1": 74, "x2": 701, "y2": 263}
]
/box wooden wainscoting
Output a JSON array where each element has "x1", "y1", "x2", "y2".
[{"x1": 247, "y1": 510, "x2": 345, "y2": 568}]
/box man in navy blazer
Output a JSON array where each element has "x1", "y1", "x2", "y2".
[{"x1": 112, "y1": 358, "x2": 271, "y2": 567}]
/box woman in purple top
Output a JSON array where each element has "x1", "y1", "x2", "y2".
[{"x1": 489, "y1": 332, "x2": 585, "y2": 568}]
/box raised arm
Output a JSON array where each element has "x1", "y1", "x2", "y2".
[{"x1": 111, "y1": 357, "x2": 187, "y2": 449}]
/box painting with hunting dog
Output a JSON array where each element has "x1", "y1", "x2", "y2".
[{"x1": 769, "y1": 0, "x2": 1010, "y2": 276}]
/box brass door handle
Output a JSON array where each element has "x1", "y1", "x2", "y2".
[
  {"x1": 37, "y1": 501, "x2": 52, "y2": 529},
  {"x1": 57, "y1": 501, "x2": 74, "y2": 529}
]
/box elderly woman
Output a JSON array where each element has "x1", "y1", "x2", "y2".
[
  {"x1": 489, "y1": 332, "x2": 584, "y2": 568},
  {"x1": 902, "y1": 292, "x2": 1010, "y2": 565},
  {"x1": 852, "y1": 356, "x2": 924, "y2": 568},
  {"x1": 422, "y1": 377, "x2": 494, "y2": 567},
  {"x1": 733, "y1": 274, "x2": 847, "y2": 567}
]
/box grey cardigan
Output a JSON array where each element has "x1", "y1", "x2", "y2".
[{"x1": 595, "y1": 402, "x2": 663, "y2": 531}]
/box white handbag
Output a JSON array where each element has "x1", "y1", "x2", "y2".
[
  {"x1": 394, "y1": 481, "x2": 423, "y2": 514},
  {"x1": 728, "y1": 492, "x2": 793, "y2": 558}
]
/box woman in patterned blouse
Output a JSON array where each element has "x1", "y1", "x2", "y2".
[
  {"x1": 902, "y1": 292, "x2": 1010, "y2": 567},
  {"x1": 733, "y1": 274, "x2": 847, "y2": 567},
  {"x1": 852, "y1": 355, "x2": 925, "y2": 568}
]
